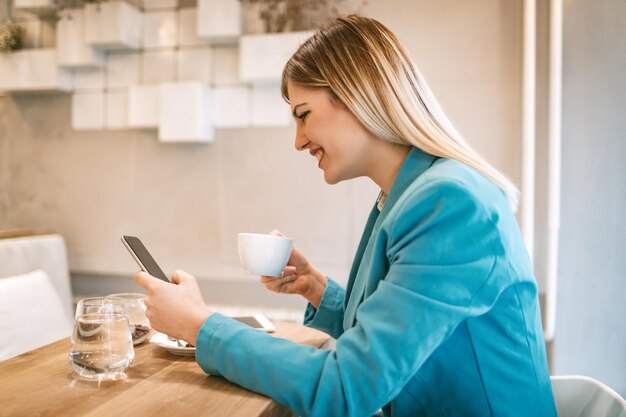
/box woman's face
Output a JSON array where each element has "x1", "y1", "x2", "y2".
[{"x1": 287, "y1": 82, "x2": 377, "y2": 185}]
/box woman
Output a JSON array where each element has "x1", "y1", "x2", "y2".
[{"x1": 135, "y1": 15, "x2": 557, "y2": 417}]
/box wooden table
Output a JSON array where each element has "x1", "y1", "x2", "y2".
[{"x1": 0, "y1": 322, "x2": 329, "y2": 417}]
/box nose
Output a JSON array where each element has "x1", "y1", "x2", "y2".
[{"x1": 294, "y1": 122, "x2": 309, "y2": 151}]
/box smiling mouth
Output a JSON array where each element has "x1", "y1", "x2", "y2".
[{"x1": 314, "y1": 149, "x2": 324, "y2": 166}]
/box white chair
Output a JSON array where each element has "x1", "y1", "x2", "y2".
[
  {"x1": 551, "y1": 375, "x2": 626, "y2": 417},
  {"x1": 0, "y1": 234, "x2": 74, "y2": 360}
]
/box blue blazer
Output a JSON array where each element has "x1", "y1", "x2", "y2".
[{"x1": 196, "y1": 147, "x2": 557, "y2": 417}]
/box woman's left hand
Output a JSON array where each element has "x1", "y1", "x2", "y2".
[{"x1": 134, "y1": 269, "x2": 212, "y2": 346}]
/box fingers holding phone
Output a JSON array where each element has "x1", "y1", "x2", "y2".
[
  {"x1": 135, "y1": 268, "x2": 212, "y2": 346},
  {"x1": 134, "y1": 270, "x2": 164, "y2": 291},
  {"x1": 121, "y1": 236, "x2": 210, "y2": 344},
  {"x1": 170, "y1": 269, "x2": 196, "y2": 285}
]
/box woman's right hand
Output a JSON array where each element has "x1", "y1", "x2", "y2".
[{"x1": 260, "y1": 230, "x2": 327, "y2": 309}]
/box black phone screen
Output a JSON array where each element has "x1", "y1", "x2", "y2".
[{"x1": 122, "y1": 235, "x2": 170, "y2": 282}]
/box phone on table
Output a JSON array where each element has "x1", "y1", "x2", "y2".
[
  {"x1": 121, "y1": 235, "x2": 170, "y2": 282},
  {"x1": 121, "y1": 235, "x2": 276, "y2": 333},
  {"x1": 232, "y1": 314, "x2": 276, "y2": 333}
]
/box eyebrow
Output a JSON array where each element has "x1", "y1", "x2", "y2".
[{"x1": 291, "y1": 103, "x2": 308, "y2": 118}]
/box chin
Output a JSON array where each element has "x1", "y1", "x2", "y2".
[
  {"x1": 323, "y1": 170, "x2": 346, "y2": 185},
  {"x1": 323, "y1": 171, "x2": 337, "y2": 185}
]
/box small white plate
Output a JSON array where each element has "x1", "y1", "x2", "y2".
[{"x1": 149, "y1": 332, "x2": 196, "y2": 357}]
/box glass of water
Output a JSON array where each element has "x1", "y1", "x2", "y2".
[{"x1": 69, "y1": 297, "x2": 135, "y2": 381}]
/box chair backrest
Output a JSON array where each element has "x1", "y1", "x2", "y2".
[
  {"x1": 551, "y1": 375, "x2": 626, "y2": 417},
  {"x1": 0, "y1": 269, "x2": 74, "y2": 360},
  {"x1": 0, "y1": 234, "x2": 74, "y2": 360},
  {"x1": 0, "y1": 234, "x2": 73, "y2": 319}
]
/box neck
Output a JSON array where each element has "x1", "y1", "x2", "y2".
[{"x1": 367, "y1": 143, "x2": 411, "y2": 195}]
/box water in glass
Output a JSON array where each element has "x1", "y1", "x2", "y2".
[{"x1": 69, "y1": 298, "x2": 134, "y2": 380}]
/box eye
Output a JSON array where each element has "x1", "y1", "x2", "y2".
[{"x1": 296, "y1": 111, "x2": 310, "y2": 122}]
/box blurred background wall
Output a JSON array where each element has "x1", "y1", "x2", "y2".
[
  {"x1": 0, "y1": 0, "x2": 624, "y2": 395},
  {"x1": 551, "y1": 0, "x2": 625, "y2": 396}
]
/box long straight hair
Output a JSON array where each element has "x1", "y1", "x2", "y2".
[{"x1": 281, "y1": 14, "x2": 519, "y2": 210}]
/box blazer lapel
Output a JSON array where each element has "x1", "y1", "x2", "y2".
[{"x1": 343, "y1": 147, "x2": 439, "y2": 330}]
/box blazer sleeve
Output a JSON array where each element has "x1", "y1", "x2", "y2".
[
  {"x1": 303, "y1": 276, "x2": 346, "y2": 339},
  {"x1": 195, "y1": 179, "x2": 513, "y2": 417}
]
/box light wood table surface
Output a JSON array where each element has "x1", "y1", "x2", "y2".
[{"x1": 0, "y1": 322, "x2": 330, "y2": 417}]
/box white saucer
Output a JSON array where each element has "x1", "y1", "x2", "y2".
[{"x1": 149, "y1": 332, "x2": 196, "y2": 357}]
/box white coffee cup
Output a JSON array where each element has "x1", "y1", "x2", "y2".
[{"x1": 237, "y1": 233, "x2": 294, "y2": 277}]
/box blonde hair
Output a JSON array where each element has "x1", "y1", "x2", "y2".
[{"x1": 281, "y1": 14, "x2": 519, "y2": 210}]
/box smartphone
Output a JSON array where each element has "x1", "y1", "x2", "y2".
[
  {"x1": 121, "y1": 235, "x2": 170, "y2": 282},
  {"x1": 232, "y1": 314, "x2": 276, "y2": 333}
]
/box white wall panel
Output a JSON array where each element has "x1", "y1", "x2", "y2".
[
  {"x1": 251, "y1": 84, "x2": 291, "y2": 127},
  {"x1": 177, "y1": 48, "x2": 212, "y2": 83},
  {"x1": 142, "y1": 51, "x2": 176, "y2": 84},
  {"x1": 71, "y1": 92, "x2": 105, "y2": 130},
  {"x1": 105, "y1": 91, "x2": 128, "y2": 129},
  {"x1": 239, "y1": 32, "x2": 312, "y2": 83},
  {"x1": 0, "y1": 49, "x2": 72, "y2": 92},
  {"x1": 84, "y1": 1, "x2": 141, "y2": 50},
  {"x1": 178, "y1": 8, "x2": 209, "y2": 47},
  {"x1": 56, "y1": 9, "x2": 105, "y2": 68},
  {"x1": 128, "y1": 85, "x2": 159, "y2": 128},
  {"x1": 213, "y1": 86, "x2": 250, "y2": 128},
  {"x1": 213, "y1": 46, "x2": 240, "y2": 85},
  {"x1": 197, "y1": 0, "x2": 241, "y2": 43},
  {"x1": 158, "y1": 82, "x2": 214, "y2": 142},
  {"x1": 106, "y1": 52, "x2": 140, "y2": 89},
  {"x1": 142, "y1": 11, "x2": 178, "y2": 49},
  {"x1": 72, "y1": 68, "x2": 105, "y2": 92}
]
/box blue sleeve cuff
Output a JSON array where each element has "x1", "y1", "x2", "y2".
[
  {"x1": 195, "y1": 312, "x2": 243, "y2": 376},
  {"x1": 303, "y1": 277, "x2": 345, "y2": 338}
]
